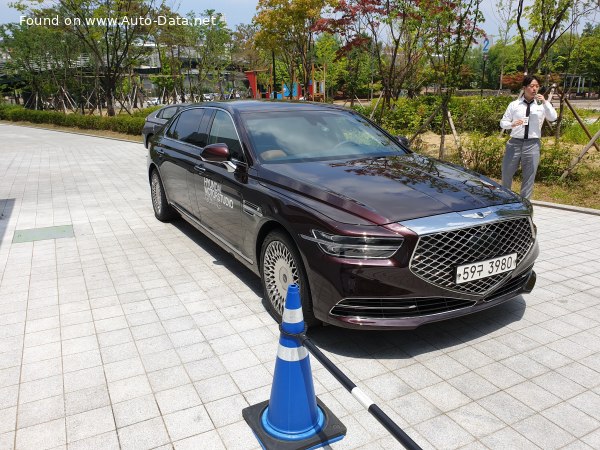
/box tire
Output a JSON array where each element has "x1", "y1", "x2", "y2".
[
  {"x1": 150, "y1": 170, "x2": 177, "y2": 222},
  {"x1": 260, "y1": 230, "x2": 319, "y2": 327}
]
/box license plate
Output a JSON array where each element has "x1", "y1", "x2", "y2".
[{"x1": 456, "y1": 253, "x2": 517, "y2": 284}]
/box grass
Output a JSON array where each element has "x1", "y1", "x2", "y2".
[{"x1": 496, "y1": 172, "x2": 600, "y2": 210}]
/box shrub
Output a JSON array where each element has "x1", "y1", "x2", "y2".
[
  {"x1": 356, "y1": 96, "x2": 513, "y2": 136},
  {"x1": 537, "y1": 140, "x2": 574, "y2": 182},
  {"x1": 461, "y1": 132, "x2": 507, "y2": 178},
  {"x1": 0, "y1": 104, "x2": 144, "y2": 135}
]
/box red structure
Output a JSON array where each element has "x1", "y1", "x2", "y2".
[{"x1": 244, "y1": 71, "x2": 259, "y2": 99}]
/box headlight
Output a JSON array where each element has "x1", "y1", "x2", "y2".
[{"x1": 301, "y1": 230, "x2": 403, "y2": 259}]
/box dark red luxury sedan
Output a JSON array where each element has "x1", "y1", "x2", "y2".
[{"x1": 147, "y1": 101, "x2": 538, "y2": 330}]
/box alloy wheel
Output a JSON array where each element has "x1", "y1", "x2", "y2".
[{"x1": 263, "y1": 240, "x2": 300, "y2": 315}]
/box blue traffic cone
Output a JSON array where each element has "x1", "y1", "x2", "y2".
[{"x1": 243, "y1": 284, "x2": 346, "y2": 449}]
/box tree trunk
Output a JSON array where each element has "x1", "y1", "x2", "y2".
[
  {"x1": 104, "y1": 78, "x2": 116, "y2": 116},
  {"x1": 439, "y1": 104, "x2": 447, "y2": 160}
]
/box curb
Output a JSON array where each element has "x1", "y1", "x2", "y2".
[
  {"x1": 532, "y1": 200, "x2": 600, "y2": 216},
  {"x1": 0, "y1": 121, "x2": 143, "y2": 145}
]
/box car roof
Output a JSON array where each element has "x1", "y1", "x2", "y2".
[{"x1": 185, "y1": 100, "x2": 353, "y2": 114}]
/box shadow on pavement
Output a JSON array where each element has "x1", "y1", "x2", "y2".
[
  {"x1": 307, "y1": 297, "x2": 527, "y2": 359},
  {"x1": 169, "y1": 216, "x2": 528, "y2": 359},
  {"x1": 0, "y1": 198, "x2": 15, "y2": 246}
]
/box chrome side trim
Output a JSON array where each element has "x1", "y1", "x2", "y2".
[
  {"x1": 172, "y1": 204, "x2": 253, "y2": 264},
  {"x1": 242, "y1": 200, "x2": 263, "y2": 218},
  {"x1": 400, "y1": 203, "x2": 532, "y2": 235}
]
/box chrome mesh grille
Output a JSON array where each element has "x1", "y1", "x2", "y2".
[{"x1": 410, "y1": 218, "x2": 533, "y2": 295}]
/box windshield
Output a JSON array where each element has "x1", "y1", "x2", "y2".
[{"x1": 241, "y1": 110, "x2": 408, "y2": 163}]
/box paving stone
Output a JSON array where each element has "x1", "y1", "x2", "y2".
[
  {"x1": 65, "y1": 385, "x2": 111, "y2": 416},
  {"x1": 163, "y1": 405, "x2": 213, "y2": 441},
  {"x1": 117, "y1": 417, "x2": 170, "y2": 450},
  {"x1": 15, "y1": 418, "x2": 66, "y2": 450},
  {"x1": 66, "y1": 406, "x2": 115, "y2": 442},
  {"x1": 154, "y1": 384, "x2": 202, "y2": 415},
  {"x1": 17, "y1": 395, "x2": 64, "y2": 429},
  {"x1": 513, "y1": 414, "x2": 576, "y2": 449},
  {"x1": 112, "y1": 394, "x2": 160, "y2": 428}
]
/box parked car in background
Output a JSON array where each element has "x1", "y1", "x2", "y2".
[
  {"x1": 145, "y1": 97, "x2": 160, "y2": 106},
  {"x1": 147, "y1": 101, "x2": 538, "y2": 330},
  {"x1": 142, "y1": 104, "x2": 190, "y2": 148}
]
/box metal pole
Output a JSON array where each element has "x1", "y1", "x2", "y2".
[
  {"x1": 480, "y1": 55, "x2": 487, "y2": 97},
  {"x1": 300, "y1": 336, "x2": 423, "y2": 450},
  {"x1": 272, "y1": 51, "x2": 276, "y2": 100}
]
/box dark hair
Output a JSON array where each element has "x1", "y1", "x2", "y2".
[{"x1": 522, "y1": 75, "x2": 541, "y2": 87}]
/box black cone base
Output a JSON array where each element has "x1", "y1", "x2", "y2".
[{"x1": 242, "y1": 397, "x2": 346, "y2": 450}]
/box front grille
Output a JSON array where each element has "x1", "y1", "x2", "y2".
[
  {"x1": 410, "y1": 218, "x2": 534, "y2": 295},
  {"x1": 483, "y1": 266, "x2": 533, "y2": 301},
  {"x1": 330, "y1": 298, "x2": 476, "y2": 319}
]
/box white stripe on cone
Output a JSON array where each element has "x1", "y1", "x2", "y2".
[
  {"x1": 277, "y1": 344, "x2": 309, "y2": 362},
  {"x1": 282, "y1": 307, "x2": 304, "y2": 324}
]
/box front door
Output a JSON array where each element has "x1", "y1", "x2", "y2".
[{"x1": 194, "y1": 109, "x2": 246, "y2": 253}]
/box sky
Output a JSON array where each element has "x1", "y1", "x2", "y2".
[
  {"x1": 0, "y1": 0, "x2": 504, "y2": 34},
  {"x1": 0, "y1": 0, "x2": 597, "y2": 42}
]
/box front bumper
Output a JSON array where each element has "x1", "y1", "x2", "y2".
[
  {"x1": 326, "y1": 267, "x2": 536, "y2": 330},
  {"x1": 303, "y1": 203, "x2": 539, "y2": 330}
]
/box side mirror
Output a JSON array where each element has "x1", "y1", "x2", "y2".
[
  {"x1": 201, "y1": 143, "x2": 237, "y2": 173},
  {"x1": 202, "y1": 143, "x2": 229, "y2": 162},
  {"x1": 397, "y1": 135, "x2": 410, "y2": 149}
]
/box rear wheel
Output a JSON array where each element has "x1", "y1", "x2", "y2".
[
  {"x1": 150, "y1": 170, "x2": 177, "y2": 222},
  {"x1": 260, "y1": 230, "x2": 319, "y2": 327}
]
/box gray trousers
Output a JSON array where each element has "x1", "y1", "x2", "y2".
[{"x1": 502, "y1": 138, "x2": 540, "y2": 199}]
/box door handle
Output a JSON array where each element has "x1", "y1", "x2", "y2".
[
  {"x1": 155, "y1": 148, "x2": 165, "y2": 155},
  {"x1": 194, "y1": 164, "x2": 205, "y2": 173}
]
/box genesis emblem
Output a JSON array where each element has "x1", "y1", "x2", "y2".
[{"x1": 461, "y1": 210, "x2": 492, "y2": 219}]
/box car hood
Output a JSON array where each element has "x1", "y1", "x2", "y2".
[{"x1": 258, "y1": 154, "x2": 520, "y2": 225}]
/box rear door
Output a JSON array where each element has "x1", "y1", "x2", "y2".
[{"x1": 158, "y1": 108, "x2": 206, "y2": 215}]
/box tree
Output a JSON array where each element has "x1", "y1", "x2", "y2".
[
  {"x1": 419, "y1": 0, "x2": 485, "y2": 158},
  {"x1": 493, "y1": 0, "x2": 517, "y2": 90},
  {"x1": 13, "y1": 0, "x2": 160, "y2": 115},
  {"x1": 185, "y1": 10, "x2": 231, "y2": 99},
  {"x1": 254, "y1": 0, "x2": 328, "y2": 98},
  {"x1": 0, "y1": 22, "x2": 85, "y2": 110},
  {"x1": 579, "y1": 25, "x2": 600, "y2": 95},
  {"x1": 231, "y1": 23, "x2": 268, "y2": 72},
  {"x1": 515, "y1": 0, "x2": 596, "y2": 75},
  {"x1": 316, "y1": 0, "x2": 427, "y2": 110}
]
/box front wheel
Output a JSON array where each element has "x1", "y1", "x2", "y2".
[
  {"x1": 150, "y1": 170, "x2": 177, "y2": 222},
  {"x1": 260, "y1": 230, "x2": 319, "y2": 327}
]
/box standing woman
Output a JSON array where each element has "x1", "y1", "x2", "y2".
[{"x1": 500, "y1": 75, "x2": 557, "y2": 199}]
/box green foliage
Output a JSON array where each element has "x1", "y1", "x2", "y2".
[
  {"x1": 356, "y1": 96, "x2": 513, "y2": 135},
  {"x1": 537, "y1": 140, "x2": 574, "y2": 181},
  {"x1": 561, "y1": 120, "x2": 600, "y2": 145},
  {"x1": 0, "y1": 104, "x2": 144, "y2": 135},
  {"x1": 461, "y1": 132, "x2": 507, "y2": 178},
  {"x1": 447, "y1": 96, "x2": 513, "y2": 134}
]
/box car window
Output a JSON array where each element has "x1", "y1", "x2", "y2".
[
  {"x1": 169, "y1": 109, "x2": 206, "y2": 146},
  {"x1": 208, "y1": 110, "x2": 244, "y2": 161},
  {"x1": 242, "y1": 110, "x2": 407, "y2": 163},
  {"x1": 157, "y1": 106, "x2": 178, "y2": 120}
]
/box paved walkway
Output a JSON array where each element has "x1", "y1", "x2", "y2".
[{"x1": 1, "y1": 123, "x2": 600, "y2": 450}]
